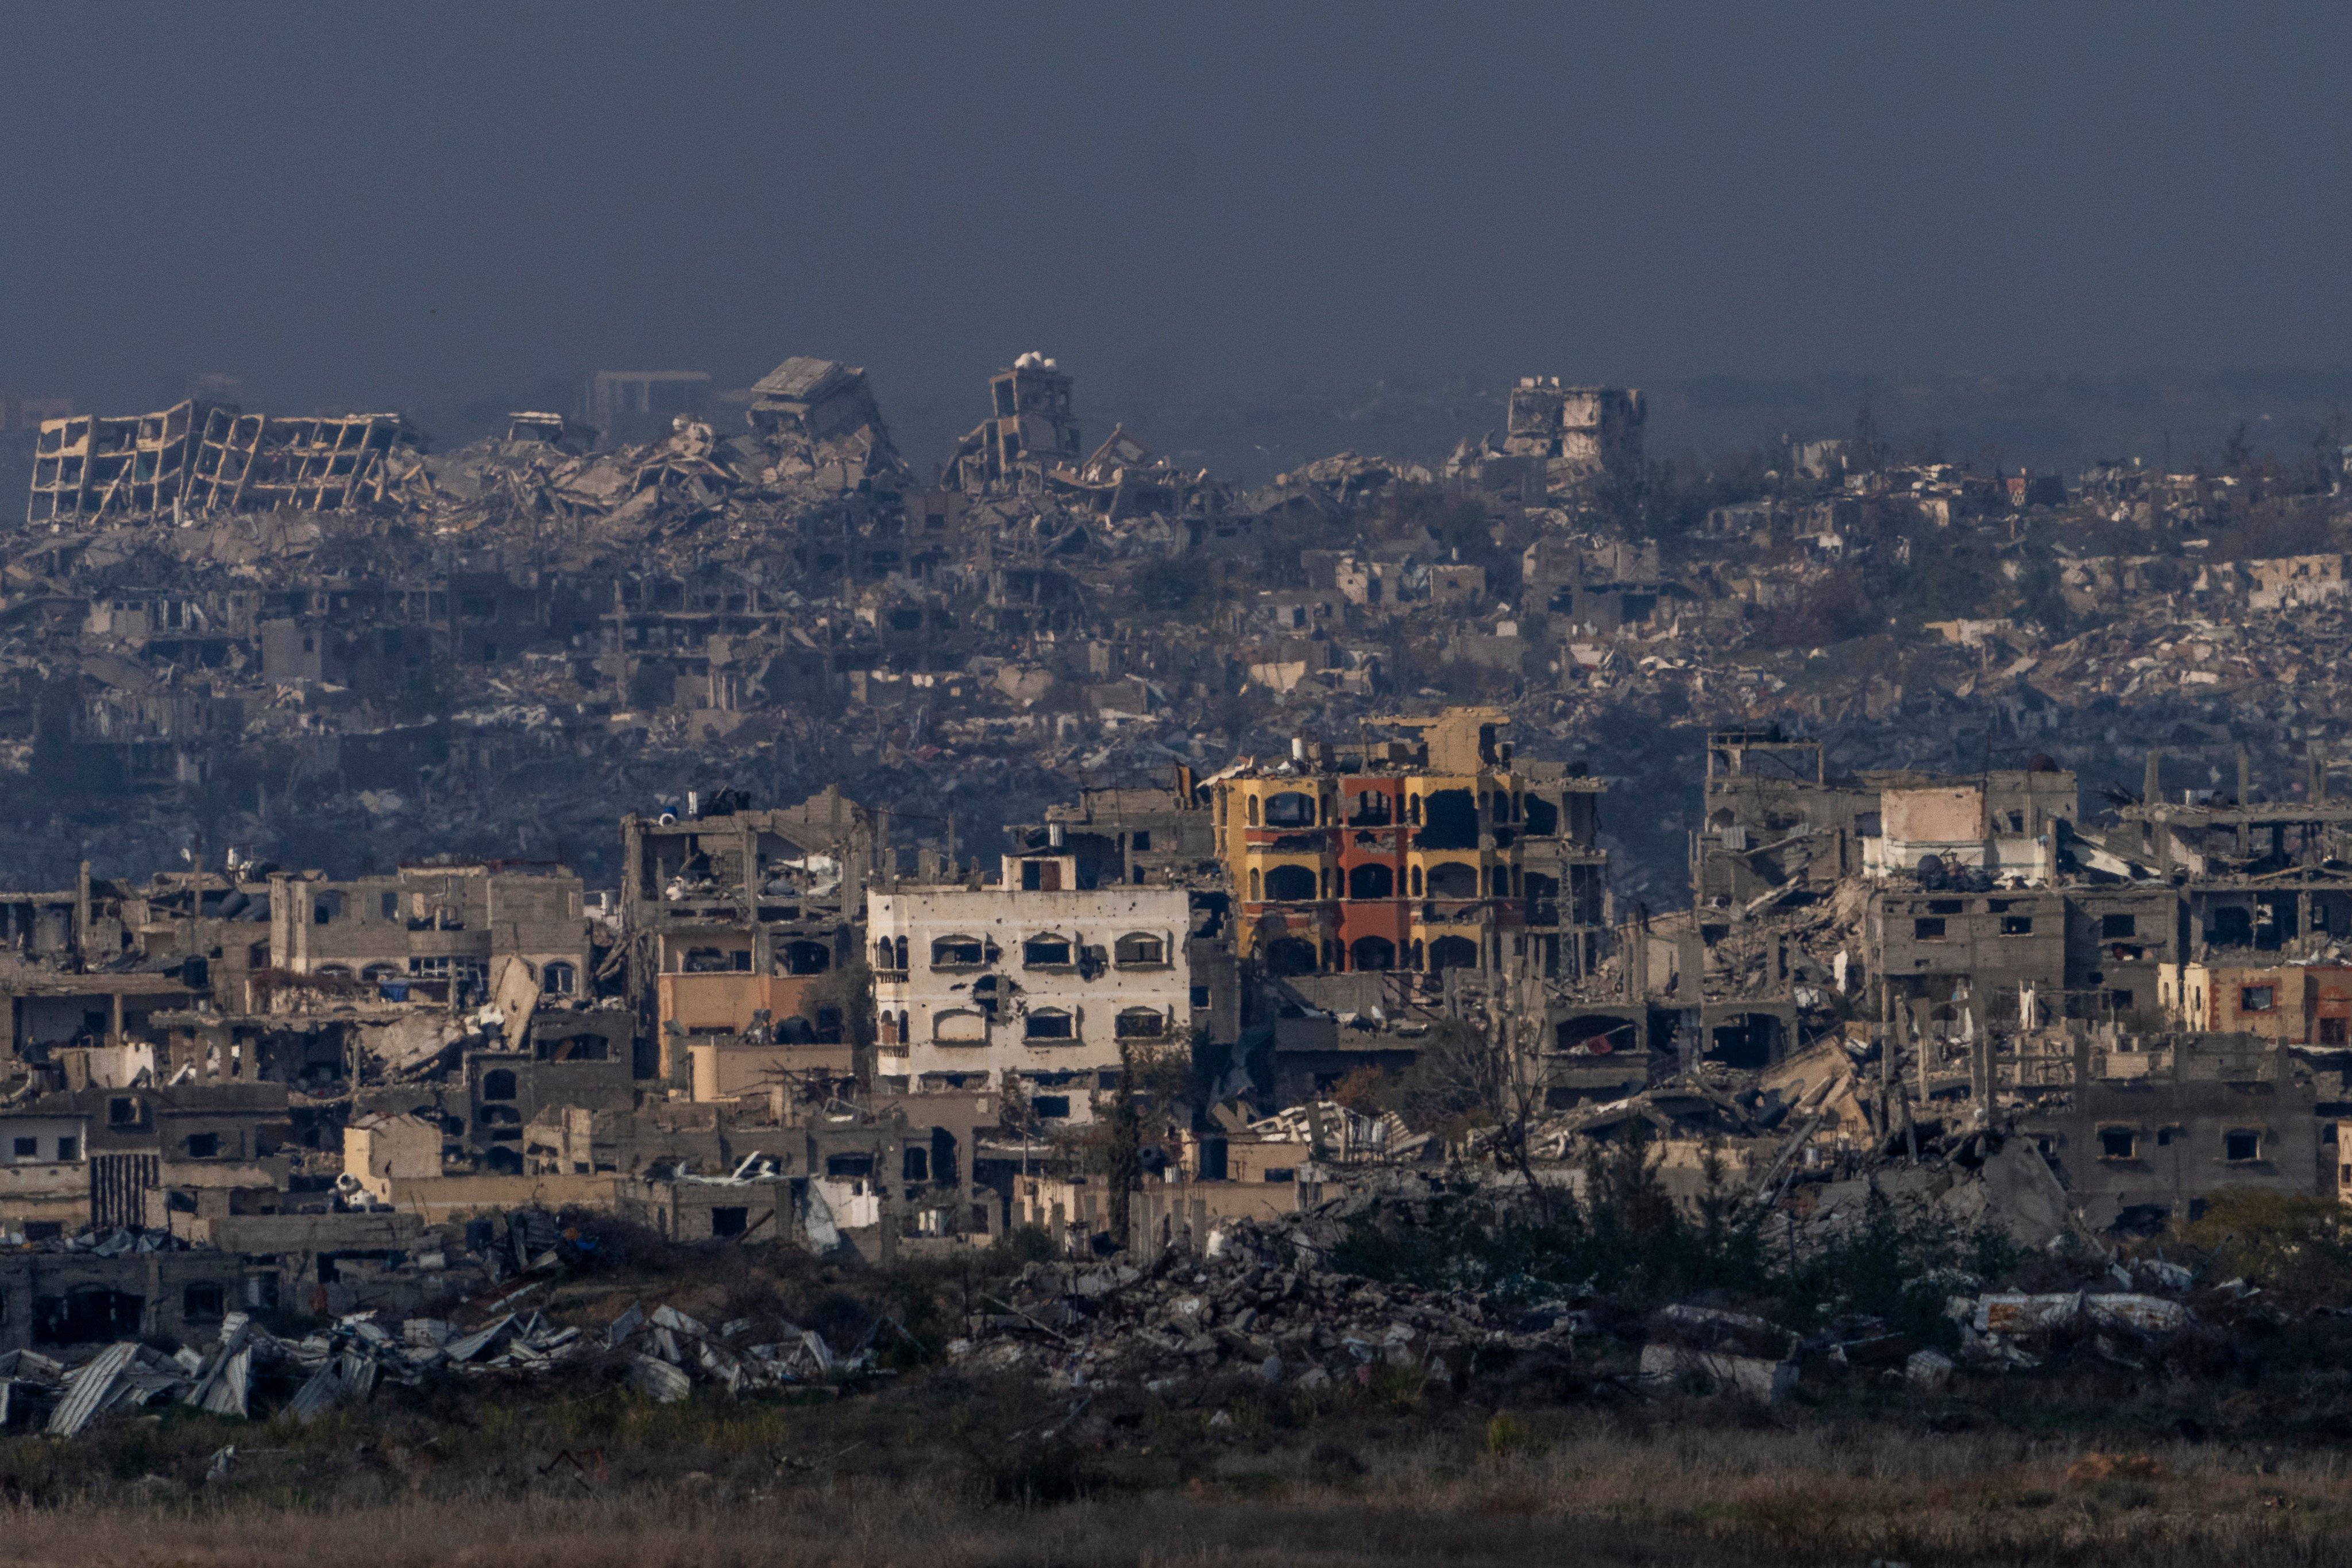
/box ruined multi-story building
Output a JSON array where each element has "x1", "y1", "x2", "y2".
[
  {"x1": 620, "y1": 788, "x2": 878, "y2": 1088},
  {"x1": 867, "y1": 847, "x2": 1191, "y2": 1126},
  {"x1": 944, "y1": 353, "x2": 1083, "y2": 493},
  {"x1": 28, "y1": 401, "x2": 417, "y2": 525},
  {"x1": 1211, "y1": 708, "x2": 1608, "y2": 984},
  {"x1": 2014, "y1": 1032, "x2": 2320, "y2": 1231},
  {"x1": 267, "y1": 860, "x2": 589, "y2": 999},
  {"x1": 1500, "y1": 379, "x2": 1646, "y2": 482}
]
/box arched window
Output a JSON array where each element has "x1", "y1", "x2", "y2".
[
  {"x1": 1022, "y1": 933, "x2": 1073, "y2": 968},
  {"x1": 1265, "y1": 864, "x2": 1317, "y2": 902},
  {"x1": 1264, "y1": 791, "x2": 1316, "y2": 828},
  {"x1": 1246, "y1": 795, "x2": 1260, "y2": 826},
  {"x1": 1249, "y1": 870, "x2": 1261, "y2": 900},
  {"x1": 1426, "y1": 861, "x2": 1480, "y2": 900},
  {"x1": 1114, "y1": 1007, "x2": 1167, "y2": 1040},
  {"x1": 542, "y1": 961, "x2": 576, "y2": 995},
  {"x1": 1113, "y1": 932, "x2": 1167, "y2": 967},
  {"x1": 934, "y1": 1009, "x2": 987, "y2": 1043},
  {"x1": 315, "y1": 963, "x2": 353, "y2": 979},
  {"x1": 1025, "y1": 1008, "x2": 1076, "y2": 1041},
  {"x1": 877, "y1": 939, "x2": 898, "y2": 970},
  {"x1": 1407, "y1": 794, "x2": 1422, "y2": 825},
  {"x1": 1350, "y1": 935, "x2": 1396, "y2": 971},
  {"x1": 1408, "y1": 865, "x2": 1423, "y2": 897},
  {"x1": 931, "y1": 934, "x2": 986, "y2": 968},
  {"x1": 1428, "y1": 935, "x2": 1480, "y2": 971},
  {"x1": 1348, "y1": 863, "x2": 1393, "y2": 900},
  {"x1": 481, "y1": 1069, "x2": 517, "y2": 1102}
]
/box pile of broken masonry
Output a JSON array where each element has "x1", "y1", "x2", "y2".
[
  {"x1": 7, "y1": 1295, "x2": 879, "y2": 1440},
  {"x1": 950, "y1": 1177, "x2": 1584, "y2": 1395}
]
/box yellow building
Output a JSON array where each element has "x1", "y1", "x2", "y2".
[{"x1": 1211, "y1": 708, "x2": 1607, "y2": 979}]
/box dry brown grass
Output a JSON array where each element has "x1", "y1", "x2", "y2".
[{"x1": 5, "y1": 1421, "x2": 2351, "y2": 1567}]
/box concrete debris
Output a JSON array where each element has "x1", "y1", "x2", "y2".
[
  {"x1": 12, "y1": 350, "x2": 2352, "y2": 1432},
  {"x1": 12, "y1": 1286, "x2": 870, "y2": 1441},
  {"x1": 951, "y1": 1179, "x2": 1582, "y2": 1393},
  {"x1": 1638, "y1": 1304, "x2": 1799, "y2": 1403},
  {"x1": 1636, "y1": 1343, "x2": 1795, "y2": 1404}
]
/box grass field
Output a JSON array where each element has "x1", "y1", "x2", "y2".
[{"x1": 6, "y1": 1414, "x2": 2351, "y2": 1567}]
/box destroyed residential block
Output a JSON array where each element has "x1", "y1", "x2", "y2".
[
  {"x1": 2015, "y1": 1030, "x2": 2319, "y2": 1230},
  {"x1": 1213, "y1": 708, "x2": 1608, "y2": 984},
  {"x1": 867, "y1": 855, "x2": 1190, "y2": 1123},
  {"x1": 944, "y1": 353, "x2": 1082, "y2": 493},
  {"x1": 27, "y1": 402, "x2": 203, "y2": 524},
  {"x1": 1500, "y1": 378, "x2": 1646, "y2": 484},
  {"x1": 27, "y1": 401, "x2": 419, "y2": 523}
]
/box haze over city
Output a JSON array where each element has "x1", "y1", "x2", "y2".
[{"x1": 3, "y1": 9, "x2": 2352, "y2": 1565}]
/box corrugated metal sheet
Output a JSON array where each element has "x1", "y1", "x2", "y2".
[
  {"x1": 87, "y1": 1153, "x2": 159, "y2": 1230},
  {"x1": 283, "y1": 1360, "x2": 344, "y2": 1424},
  {"x1": 198, "y1": 1347, "x2": 252, "y2": 1418},
  {"x1": 45, "y1": 1341, "x2": 139, "y2": 1438},
  {"x1": 184, "y1": 1313, "x2": 252, "y2": 1412}
]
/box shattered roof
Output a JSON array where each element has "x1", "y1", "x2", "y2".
[{"x1": 752, "y1": 357, "x2": 859, "y2": 401}]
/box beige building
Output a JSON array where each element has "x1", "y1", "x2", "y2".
[
  {"x1": 268, "y1": 863, "x2": 589, "y2": 1006},
  {"x1": 867, "y1": 855, "x2": 1189, "y2": 1125},
  {"x1": 2159, "y1": 961, "x2": 2352, "y2": 1045},
  {"x1": 342, "y1": 1111, "x2": 441, "y2": 1202}
]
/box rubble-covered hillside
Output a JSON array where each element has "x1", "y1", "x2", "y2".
[{"x1": 14, "y1": 360, "x2": 2352, "y2": 913}]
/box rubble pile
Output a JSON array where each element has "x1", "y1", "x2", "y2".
[
  {"x1": 3, "y1": 1304, "x2": 598, "y2": 1436},
  {"x1": 953, "y1": 1180, "x2": 1581, "y2": 1393},
  {"x1": 616, "y1": 1300, "x2": 879, "y2": 1405},
  {"x1": 1951, "y1": 1276, "x2": 2197, "y2": 1373},
  {"x1": 4, "y1": 1291, "x2": 882, "y2": 1440}
]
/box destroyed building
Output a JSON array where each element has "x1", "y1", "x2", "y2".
[
  {"x1": 1210, "y1": 707, "x2": 1607, "y2": 984},
  {"x1": 944, "y1": 353, "x2": 1083, "y2": 494},
  {"x1": 868, "y1": 845, "x2": 1191, "y2": 1123},
  {"x1": 621, "y1": 787, "x2": 878, "y2": 1090},
  {"x1": 15, "y1": 330, "x2": 2352, "y2": 1413}
]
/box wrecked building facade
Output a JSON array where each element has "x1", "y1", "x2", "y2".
[{"x1": 867, "y1": 852, "x2": 1191, "y2": 1125}]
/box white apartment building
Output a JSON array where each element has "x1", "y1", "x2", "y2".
[{"x1": 868, "y1": 853, "x2": 1190, "y2": 1125}]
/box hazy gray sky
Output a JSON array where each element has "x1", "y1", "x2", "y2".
[{"x1": 5, "y1": 2, "x2": 2349, "y2": 426}]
